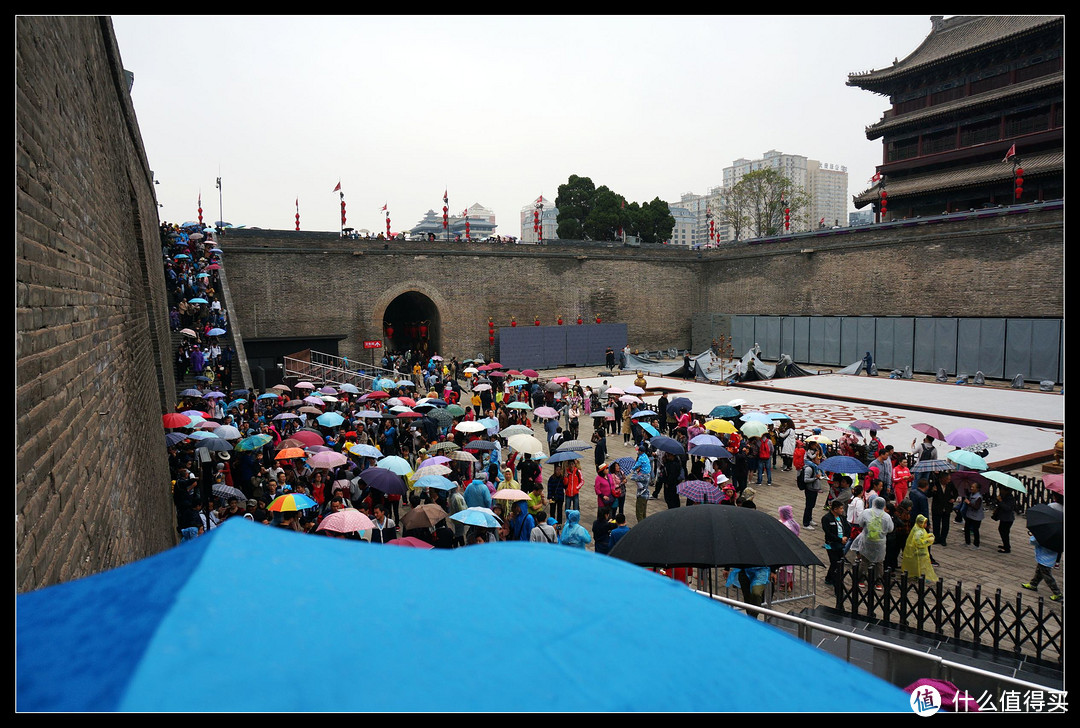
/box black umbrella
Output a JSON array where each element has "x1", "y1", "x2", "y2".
[
  {"x1": 648, "y1": 436, "x2": 686, "y2": 455},
  {"x1": 1025, "y1": 504, "x2": 1063, "y2": 554},
  {"x1": 463, "y1": 440, "x2": 496, "y2": 451},
  {"x1": 668, "y1": 397, "x2": 693, "y2": 413},
  {"x1": 608, "y1": 504, "x2": 823, "y2": 569},
  {"x1": 358, "y1": 467, "x2": 409, "y2": 496}
]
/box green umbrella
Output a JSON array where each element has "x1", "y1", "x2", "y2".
[
  {"x1": 982, "y1": 471, "x2": 1026, "y2": 493},
  {"x1": 947, "y1": 449, "x2": 988, "y2": 471},
  {"x1": 740, "y1": 421, "x2": 768, "y2": 438},
  {"x1": 446, "y1": 404, "x2": 466, "y2": 417},
  {"x1": 235, "y1": 434, "x2": 273, "y2": 451}
]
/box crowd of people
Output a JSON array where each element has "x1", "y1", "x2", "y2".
[{"x1": 157, "y1": 224, "x2": 1062, "y2": 604}]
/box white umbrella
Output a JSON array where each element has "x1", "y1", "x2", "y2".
[
  {"x1": 507, "y1": 434, "x2": 544, "y2": 455},
  {"x1": 455, "y1": 421, "x2": 487, "y2": 433}
]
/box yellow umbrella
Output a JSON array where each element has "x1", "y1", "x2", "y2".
[
  {"x1": 704, "y1": 419, "x2": 736, "y2": 434},
  {"x1": 806, "y1": 435, "x2": 833, "y2": 446}
]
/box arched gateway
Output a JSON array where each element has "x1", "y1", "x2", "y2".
[{"x1": 381, "y1": 290, "x2": 441, "y2": 359}]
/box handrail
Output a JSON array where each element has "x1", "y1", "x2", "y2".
[{"x1": 697, "y1": 590, "x2": 1064, "y2": 694}]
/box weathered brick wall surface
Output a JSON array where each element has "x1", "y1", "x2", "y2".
[
  {"x1": 16, "y1": 17, "x2": 176, "y2": 593},
  {"x1": 221, "y1": 233, "x2": 705, "y2": 360},
  {"x1": 700, "y1": 211, "x2": 1063, "y2": 317},
  {"x1": 221, "y1": 209, "x2": 1062, "y2": 361}
]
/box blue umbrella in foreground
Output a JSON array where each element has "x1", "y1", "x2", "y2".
[
  {"x1": 16, "y1": 520, "x2": 908, "y2": 711},
  {"x1": 545, "y1": 450, "x2": 583, "y2": 464}
]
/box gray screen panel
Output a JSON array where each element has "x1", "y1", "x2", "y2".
[
  {"x1": 934, "y1": 319, "x2": 958, "y2": 374},
  {"x1": 956, "y1": 319, "x2": 980, "y2": 377},
  {"x1": 761, "y1": 317, "x2": 781, "y2": 360},
  {"x1": 808, "y1": 318, "x2": 826, "y2": 363},
  {"x1": 734, "y1": 316, "x2": 754, "y2": 356},
  {"x1": 858, "y1": 318, "x2": 877, "y2": 365},
  {"x1": 1004, "y1": 319, "x2": 1032, "y2": 380},
  {"x1": 822, "y1": 317, "x2": 841, "y2": 365},
  {"x1": 780, "y1": 317, "x2": 794, "y2": 360},
  {"x1": 876, "y1": 319, "x2": 894, "y2": 370},
  {"x1": 840, "y1": 317, "x2": 859, "y2": 366},
  {"x1": 913, "y1": 318, "x2": 935, "y2": 373},
  {"x1": 891, "y1": 318, "x2": 915, "y2": 372},
  {"x1": 979, "y1": 319, "x2": 1006, "y2": 379},
  {"x1": 792, "y1": 317, "x2": 810, "y2": 364},
  {"x1": 1030, "y1": 319, "x2": 1061, "y2": 382}
]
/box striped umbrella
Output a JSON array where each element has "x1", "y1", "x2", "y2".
[
  {"x1": 268, "y1": 493, "x2": 317, "y2": 512},
  {"x1": 212, "y1": 483, "x2": 246, "y2": 501},
  {"x1": 317, "y1": 509, "x2": 376, "y2": 534},
  {"x1": 911, "y1": 459, "x2": 955, "y2": 474},
  {"x1": 677, "y1": 479, "x2": 723, "y2": 504}
]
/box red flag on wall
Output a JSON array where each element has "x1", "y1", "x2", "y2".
[
  {"x1": 333, "y1": 181, "x2": 342, "y2": 192},
  {"x1": 1003, "y1": 144, "x2": 1017, "y2": 162}
]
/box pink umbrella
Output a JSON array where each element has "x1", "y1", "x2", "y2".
[
  {"x1": 552, "y1": 377, "x2": 571, "y2": 384},
  {"x1": 912, "y1": 423, "x2": 946, "y2": 441},
  {"x1": 319, "y1": 386, "x2": 338, "y2": 395},
  {"x1": 534, "y1": 406, "x2": 559, "y2": 419},
  {"x1": 385, "y1": 536, "x2": 434, "y2": 549},
  {"x1": 317, "y1": 509, "x2": 376, "y2": 534},
  {"x1": 521, "y1": 369, "x2": 539, "y2": 378},
  {"x1": 619, "y1": 395, "x2": 642, "y2": 404},
  {"x1": 493, "y1": 488, "x2": 529, "y2": 501},
  {"x1": 1043, "y1": 473, "x2": 1064, "y2": 495},
  {"x1": 295, "y1": 381, "x2": 316, "y2": 390},
  {"x1": 852, "y1": 420, "x2": 885, "y2": 431},
  {"x1": 605, "y1": 387, "x2": 626, "y2": 396},
  {"x1": 425, "y1": 455, "x2": 452, "y2": 466},
  {"x1": 303, "y1": 396, "x2": 325, "y2": 406},
  {"x1": 308, "y1": 451, "x2": 348, "y2": 469}
]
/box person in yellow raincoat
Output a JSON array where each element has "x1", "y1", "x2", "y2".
[{"x1": 901, "y1": 514, "x2": 937, "y2": 582}]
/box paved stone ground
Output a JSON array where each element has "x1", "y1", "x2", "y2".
[{"x1": 520, "y1": 365, "x2": 1064, "y2": 622}]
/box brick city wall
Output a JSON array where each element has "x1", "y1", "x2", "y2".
[
  {"x1": 220, "y1": 232, "x2": 705, "y2": 361},
  {"x1": 16, "y1": 17, "x2": 176, "y2": 593},
  {"x1": 220, "y1": 209, "x2": 1062, "y2": 361}
]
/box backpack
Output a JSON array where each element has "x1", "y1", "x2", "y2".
[{"x1": 796, "y1": 467, "x2": 808, "y2": 491}]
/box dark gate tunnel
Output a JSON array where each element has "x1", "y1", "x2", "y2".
[{"x1": 382, "y1": 291, "x2": 441, "y2": 358}]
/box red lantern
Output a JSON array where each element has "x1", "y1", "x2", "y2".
[
  {"x1": 341, "y1": 199, "x2": 347, "y2": 226},
  {"x1": 557, "y1": 316, "x2": 563, "y2": 326},
  {"x1": 420, "y1": 324, "x2": 428, "y2": 339},
  {"x1": 534, "y1": 317, "x2": 540, "y2": 326},
  {"x1": 510, "y1": 317, "x2": 517, "y2": 327},
  {"x1": 879, "y1": 189, "x2": 888, "y2": 217},
  {"x1": 595, "y1": 316, "x2": 601, "y2": 324},
  {"x1": 385, "y1": 324, "x2": 394, "y2": 338},
  {"x1": 1015, "y1": 167, "x2": 1024, "y2": 199},
  {"x1": 577, "y1": 317, "x2": 583, "y2": 325},
  {"x1": 784, "y1": 207, "x2": 790, "y2": 231},
  {"x1": 489, "y1": 335, "x2": 495, "y2": 344},
  {"x1": 386, "y1": 217, "x2": 391, "y2": 237}
]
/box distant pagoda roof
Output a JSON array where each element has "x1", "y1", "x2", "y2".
[
  {"x1": 847, "y1": 16, "x2": 1062, "y2": 92},
  {"x1": 865, "y1": 70, "x2": 1062, "y2": 139},
  {"x1": 852, "y1": 149, "x2": 1062, "y2": 207}
]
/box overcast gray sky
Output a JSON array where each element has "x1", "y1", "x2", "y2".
[{"x1": 112, "y1": 15, "x2": 938, "y2": 235}]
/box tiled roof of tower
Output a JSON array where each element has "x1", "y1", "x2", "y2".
[
  {"x1": 847, "y1": 16, "x2": 1062, "y2": 89},
  {"x1": 865, "y1": 71, "x2": 1063, "y2": 139},
  {"x1": 852, "y1": 149, "x2": 1062, "y2": 206}
]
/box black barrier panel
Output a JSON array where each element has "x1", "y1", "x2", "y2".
[
  {"x1": 565, "y1": 324, "x2": 591, "y2": 366},
  {"x1": 497, "y1": 325, "x2": 627, "y2": 370},
  {"x1": 542, "y1": 327, "x2": 567, "y2": 368}
]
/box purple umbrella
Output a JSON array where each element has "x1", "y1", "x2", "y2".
[
  {"x1": 945, "y1": 428, "x2": 989, "y2": 448},
  {"x1": 358, "y1": 467, "x2": 409, "y2": 495}
]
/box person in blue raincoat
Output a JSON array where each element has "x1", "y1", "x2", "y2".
[
  {"x1": 508, "y1": 500, "x2": 535, "y2": 542},
  {"x1": 726, "y1": 566, "x2": 771, "y2": 617},
  {"x1": 558, "y1": 510, "x2": 592, "y2": 549},
  {"x1": 464, "y1": 477, "x2": 492, "y2": 509}
]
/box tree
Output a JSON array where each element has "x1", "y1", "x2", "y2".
[
  {"x1": 719, "y1": 168, "x2": 809, "y2": 240},
  {"x1": 555, "y1": 175, "x2": 596, "y2": 240},
  {"x1": 632, "y1": 197, "x2": 675, "y2": 244},
  {"x1": 583, "y1": 186, "x2": 627, "y2": 241}
]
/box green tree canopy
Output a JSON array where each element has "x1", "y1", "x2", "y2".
[
  {"x1": 555, "y1": 176, "x2": 674, "y2": 243},
  {"x1": 719, "y1": 168, "x2": 809, "y2": 240}
]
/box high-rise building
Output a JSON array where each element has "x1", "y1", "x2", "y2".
[
  {"x1": 519, "y1": 196, "x2": 558, "y2": 243},
  {"x1": 667, "y1": 188, "x2": 730, "y2": 248},
  {"x1": 806, "y1": 160, "x2": 849, "y2": 229},
  {"x1": 667, "y1": 206, "x2": 695, "y2": 247}
]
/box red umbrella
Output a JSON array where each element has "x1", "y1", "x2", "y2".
[
  {"x1": 1043, "y1": 473, "x2": 1064, "y2": 495},
  {"x1": 398, "y1": 396, "x2": 416, "y2": 407},
  {"x1": 162, "y1": 413, "x2": 191, "y2": 428},
  {"x1": 363, "y1": 391, "x2": 390, "y2": 400},
  {"x1": 521, "y1": 369, "x2": 539, "y2": 378},
  {"x1": 290, "y1": 430, "x2": 325, "y2": 447},
  {"x1": 912, "y1": 423, "x2": 946, "y2": 441},
  {"x1": 487, "y1": 362, "x2": 503, "y2": 369}
]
